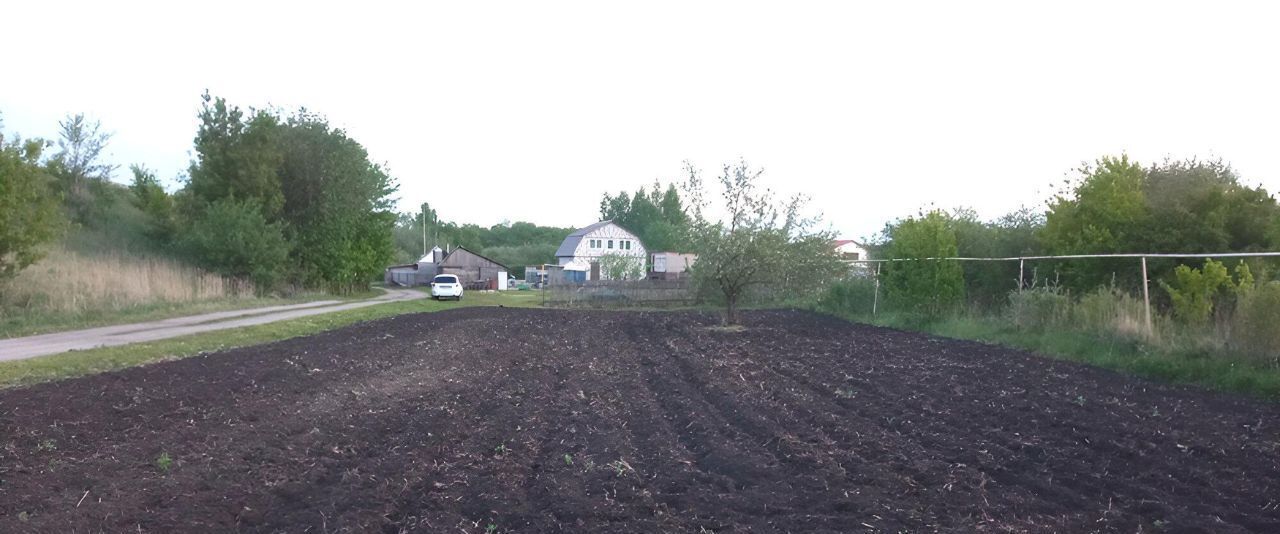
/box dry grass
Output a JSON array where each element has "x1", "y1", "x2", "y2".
[{"x1": 1, "y1": 249, "x2": 253, "y2": 315}]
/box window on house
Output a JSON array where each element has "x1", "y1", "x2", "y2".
[{"x1": 608, "y1": 240, "x2": 614, "y2": 249}]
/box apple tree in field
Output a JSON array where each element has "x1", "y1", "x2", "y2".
[{"x1": 684, "y1": 160, "x2": 844, "y2": 325}]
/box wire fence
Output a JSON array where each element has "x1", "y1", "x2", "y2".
[
  {"x1": 849, "y1": 251, "x2": 1280, "y2": 337},
  {"x1": 542, "y1": 279, "x2": 694, "y2": 308}
]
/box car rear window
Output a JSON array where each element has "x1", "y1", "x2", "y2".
[{"x1": 434, "y1": 275, "x2": 458, "y2": 284}]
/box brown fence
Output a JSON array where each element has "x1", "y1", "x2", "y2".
[{"x1": 543, "y1": 279, "x2": 693, "y2": 308}]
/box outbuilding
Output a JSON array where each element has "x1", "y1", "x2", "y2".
[
  {"x1": 439, "y1": 246, "x2": 509, "y2": 289},
  {"x1": 385, "y1": 247, "x2": 444, "y2": 286}
]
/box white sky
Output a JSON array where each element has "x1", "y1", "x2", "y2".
[{"x1": 4, "y1": 1, "x2": 1278, "y2": 241}]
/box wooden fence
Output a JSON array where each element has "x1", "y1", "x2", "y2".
[{"x1": 543, "y1": 279, "x2": 693, "y2": 308}]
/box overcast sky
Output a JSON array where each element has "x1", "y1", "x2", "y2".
[{"x1": 4, "y1": 1, "x2": 1278, "y2": 240}]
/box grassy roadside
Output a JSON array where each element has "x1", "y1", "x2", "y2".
[
  {"x1": 0, "y1": 291, "x2": 541, "y2": 390},
  {"x1": 0, "y1": 290, "x2": 379, "y2": 339},
  {"x1": 843, "y1": 311, "x2": 1280, "y2": 399}
]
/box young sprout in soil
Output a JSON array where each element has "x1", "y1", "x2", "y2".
[
  {"x1": 37, "y1": 439, "x2": 57, "y2": 452},
  {"x1": 155, "y1": 452, "x2": 173, "y2": 472},
  {"x1": 563, "y1": 454, "x2": 573, "y2": 466},
  {"x1": 494, "y1": 443, "x2": 509, "y2": 456},
  {"x1": 608, "y1": 459, "x2": 635, "y2": 477},
  {"x1": 1074, "y1": 395, "x2": 1087, "y2": 407},
  {"x1": 18, "y1": 511, "x2": 30, "y2": 522},
  {"x1": 835, "y1": 388, "x2": 856, "y2": 399},
  {"x1": 485, "y1": 522, "x2": 498, "y2": 534}
]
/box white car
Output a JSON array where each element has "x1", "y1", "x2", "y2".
[{"x1": 430, "y1": 274, "x2": 464, "y2": 300}]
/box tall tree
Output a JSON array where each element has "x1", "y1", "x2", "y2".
[
  {"x1": 187, "y1": 93, "x2": 284, "y2": 219},
  {"x1": 0, "y1": 125, "x2": 63, "y2": 280},
  {"x1": 49, "y1": 113, "x2": 117, "y2": 223},
  {"x1": 277, "y1": 110, "x2": 397, "y2": 292},
  {"x1": 1039, "y1": 155, "x2": 1150, "y2": 291}
]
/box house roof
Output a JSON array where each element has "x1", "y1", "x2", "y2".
[
  {"x1": 832, "y1": 239, "x2": 865, "y2": 248},
  {"x1": 555, "y1": 220, "x2": 616, "y2": 257},
  {"x1": 441, "y1": 246, "x2": 509, "y2": 271}
]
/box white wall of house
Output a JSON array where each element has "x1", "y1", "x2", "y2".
[
  {"x1": 557, "y1": 222, "x2": 647, "y2": 280},
  {"x1": 834, "y1": 241, "x2": 870, "y2": 261}
]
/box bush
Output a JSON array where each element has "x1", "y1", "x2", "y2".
[
  {"x1": 178, "y1": 198, "x2": 290, "y2": 291},
  {"x1": 816, "y1": 276, "x2": 878, "y2": 317},
  {"x1": 1075, "y1": 286, "x2": 1148, "y2": 339},
  {"x1": 882, "y1": 211, "x2": 964, "y2": 317},
  {"x1": 1006, "y1": 287, "x2": 1072, "y2": 330},
  {"x1": 1232, "y1": 282, "x2": 1280, "y2": 364}
]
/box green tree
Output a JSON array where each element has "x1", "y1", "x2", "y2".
[
  {"x1": 685, "y1": 160, "x2": 844, "y2": 325},
  {"x1": 177, "y1": 197, "x2": 289, "y2": 290},
  {"x1": 882, "y1": 210, "x2": 964, "y2": 317},
  {"x1": 48, "y1": 113, "x2": 118, "y2": 224},
  {"x1": 0, "y1": 127, "x2": 63, "y2": 280},
  {"x1": 128, "y1": 165, "x2": 176, "y2": 244},
  {"x1": 597, "y1": 252, "x2": 645, "y2": 280},
  {"x1": 1040, "y1": 155, "x2": 1150, "y2": 291},
  {"x1": 187, "y1": 93, "x2": 284, "y2": 219},
  {"x1": 277, "y1": 111, "x2": 397, "y2": 292},
  {"x1": 600, "y1": 180, "x2": 691, "y2": 252}
]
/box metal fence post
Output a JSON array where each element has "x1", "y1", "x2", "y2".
[
  {"x1": 1141, "y1": 256, "x2": 1153, "y2": 337},
  {"x1": 1018, "y1": 258, "x2": 1024, "y2": 291}
]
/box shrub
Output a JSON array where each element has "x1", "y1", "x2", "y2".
[
  {"x1": 1006, "y1": 287, "x2": 1071, "y2": 330},
  {"x1": 1232, "y1": 281, "x2": 1280, "y2": 364},
  {"x1": 177, "y1": 198, "x2": 290, "y2": 291},
  {"x1": 816, "y1": 276, "x2": 878, "y2": 317},
  {"x1": 1160, "y1": 259, "x2": 1252, "y2": 325},
  {"x1": 1076, "y1": 285, "x2": 1148, "y2": 339},
  {"x1": 882, "y1": 210, "x2": 964, "y2": 317}
]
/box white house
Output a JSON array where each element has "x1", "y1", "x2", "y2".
[
  {"x1": 555, "y1": 221, "x2": 647, "y2": 281},
  {"x1": 833, "y1": 239, "x2": 870, "y2": 261}
]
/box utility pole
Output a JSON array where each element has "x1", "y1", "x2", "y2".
[{"x1": 421, "y1": 207, "x2": 427, "y2": 257}]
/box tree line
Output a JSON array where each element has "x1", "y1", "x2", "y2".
[
  {"x1": 1, "y1": 94, "x2": 398, "y2": 294},
  {"x1": 876, "y1": 155, "x2": 1280, "y2": 319}
]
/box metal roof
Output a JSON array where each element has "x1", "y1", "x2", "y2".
[{"x1": 554, "y1": 220, "x2": 614, "y2": 257}]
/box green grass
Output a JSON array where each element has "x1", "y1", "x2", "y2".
[
  {"x1": 0, "y1": 291, "x2": 370, "y2": 339},
  {"x1": 853, "y1": 311, "x2": 1280, "y2": 400},
  {"x1": 0, "y1": 291, "x2": 541, "y2": 390}
]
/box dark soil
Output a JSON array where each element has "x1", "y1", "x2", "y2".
[{"x1": 2, "y1": 308, "x2": 1278, "y2": 533}]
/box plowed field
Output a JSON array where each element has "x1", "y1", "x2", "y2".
[{"x1": 2, "y1": 308, "x2": 1277, "y2": 532}]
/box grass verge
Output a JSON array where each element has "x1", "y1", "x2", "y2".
[
  {"x1": 0, "y1": 291, "x2": 541, "y2": 390},
  {"x1": 851, "y1": 311, "x2": 1280, "y2": 399},
  {"x1": 0, "y1": 293, "x2": 356, "y2": 339}
]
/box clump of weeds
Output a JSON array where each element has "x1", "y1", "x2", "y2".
[{"x1": 155, "y1": 452, "x2": 173, "y2": 472}]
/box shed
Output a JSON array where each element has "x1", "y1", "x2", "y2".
[
  {"x1": 439, "y1": 246, "x2": 509, "y2": 288},
  {"x1": 384, "y1": 247, "x2": 445, "y2": 286}
]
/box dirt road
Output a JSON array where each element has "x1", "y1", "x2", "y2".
[
  {"x1": 1, "y1": 308, "x2": 1277, "y2": 532},
  {"x1": 0, "y1": 288, "x2": 425, "y2": 361}
]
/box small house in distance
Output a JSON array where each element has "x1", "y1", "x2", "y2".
[
  {"x1": 649, "y1": 252, "x2": 697, "y2": 280},
  {"x1": 554, "y1": 220, "x2": 647, "y2": 281},
  {"x1": 833, "y1": 240, "x2": 870, "y2": 261},
  {"x1": 385, "y1": 247, "x2": 444, "y2": 286},
  {"x1": 440, "y1": 246, "x2": 509, "y2": 289}
]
